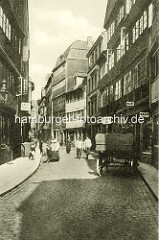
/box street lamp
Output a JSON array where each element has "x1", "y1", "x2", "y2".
[{"x1": 0, "y1": 79, "x2": 8, "y2": 103}]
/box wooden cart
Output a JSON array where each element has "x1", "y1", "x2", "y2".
[{"x1": 95, "y1": 133, "x2": 137, "y2": 175}]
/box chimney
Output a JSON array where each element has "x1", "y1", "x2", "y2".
[{"x1": 87, "y1": 36, "x2": 93, "y2": 47}]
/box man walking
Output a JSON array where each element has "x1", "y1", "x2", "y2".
[
  {"x1": 75, "y1": 137, "x2": 83, "y2": 159},
  {"x1": 84, "y1": 136, "x2": 92, "y2": 159}
]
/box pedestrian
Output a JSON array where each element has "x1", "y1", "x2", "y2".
[
  {"x1": 39, "y1": 140, "x2": 43, "y2": 154},
  {"x1": 66, "y1": 137, "x2": 71, "y2": 153},
  {"x1": 49, "y1": 138, "x2": 60, "y2": 162},
  {"x1": 46, "y1": 140, "x2": 50, "y2": 159},
  {"x1": 42, "y1": 141, "x2": 47, "y2": 155},
  {"x1": 84, "y1": 136, "x2": 92, "y2": 159},
  {"x1": 29, "y1": 142, "x2": 36, "y2": 160},
  {"x1": 132, "y1": 138, "x2": 140, "y2": 170},
  {"x1": 75, "y1": 137, "x2": 83, "y2": 159}
]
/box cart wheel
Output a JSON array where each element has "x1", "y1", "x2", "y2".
[
  {"x1": 96, "y1": 159, "x2": 103, "y2": 176},
  {"x1": 131, "y1": 158, "x2": 138, "y2": 175}
]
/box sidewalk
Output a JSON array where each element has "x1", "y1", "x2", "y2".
[
  {"x1": 138, "y1": 162, "x2": 158, "y2": 199},
  {"x1": 0, "y1": 149, "x2": 41, "y2": 196},
  {"x1": 89, "y1": 151, "x2": 158, "y2": 199}
]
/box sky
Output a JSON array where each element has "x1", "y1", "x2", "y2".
[{"x1": 29, "y1": 0, "x2": 107, "y2": 100}]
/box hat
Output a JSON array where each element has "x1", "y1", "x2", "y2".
[{"x1": 52, "y1": 138, "x2": 57, "y2": 143}]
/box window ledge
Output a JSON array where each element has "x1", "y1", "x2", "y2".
[{"x1": 141, "y1": 151, "x2": 152, "y2": 155}]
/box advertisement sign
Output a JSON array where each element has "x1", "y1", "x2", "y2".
[
  {"x1": 139, "y1": 112, "x2": 149, "y2": 118},
  {"x1": 126, "y1": 102, "x2": 134, "y2": 107},
  {"x1": 21, "y1": 102, "x2": 30, "y2": 111}
]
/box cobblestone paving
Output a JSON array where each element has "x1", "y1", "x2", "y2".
[{"x1": 0, "y1": 149, "x2": 158, "y2": 240}]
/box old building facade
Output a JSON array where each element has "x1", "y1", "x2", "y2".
[
  {"x1": 65, "y1": 72, "x2": 87, "y2": 145},
  {"x1": 98, "y1": 0, "x2": 158, "y2": 166},
  {"x1": 51, "y1": 39, "x2": 91, "y2": 145},
  {"x1": 86, "y1": 32, "x2": 107, "y2": 149},
  {"x1": 0, "y1": 0, "x2": 30, "y2": 164}
]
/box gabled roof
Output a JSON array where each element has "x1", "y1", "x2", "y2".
[{"x1": 54, "y1": 40, "x2": 90, "y2": 69}]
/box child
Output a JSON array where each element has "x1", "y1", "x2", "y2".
[{"x1": 29, "y1": 143, "x2": 36, "y2": 160}]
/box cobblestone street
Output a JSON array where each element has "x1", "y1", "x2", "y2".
[{"x1": 0, "y1": 149, "x2": 158, "y2": 240}]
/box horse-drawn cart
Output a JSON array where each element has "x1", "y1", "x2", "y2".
[{"x1": 95, "y1": 132, "x2": 138, "y2": 176}]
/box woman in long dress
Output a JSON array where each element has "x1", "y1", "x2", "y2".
[{"x1": 49, "y1": 139, "x2": 60, "y2": 162}]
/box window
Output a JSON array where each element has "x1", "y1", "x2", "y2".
[
  {"x1": 0, "y1": 7, "x2": 11, "y2": 40},
  {"x1": 91, "y1": 77, "x2": 93, "y2": 92},
  {"x1": 109, "y1": 85, "x2": 114, "y2": 102},
  {"x1": 92, "y1": 75, "x2": 95, "y2": 90},
  {"x1": 138, "y1": 58, "x2": 147, "y2": 85},
  {"x1": 106, "y1": 21, "x2": 115, "y2": 43},
  {"x1": 88, "y1": 55, "x2": 93, "y2": 67},
  {"x1": 19, "y1": 39, "x2": 21, "y2": 54},
  {"x1": 111, "y1": 21, "x2": 115, "y2": 36},
  {"x1": 92, "y1": 52, "x2": 94, "y2": 66},
  {"x1": 116, "y1": 44, "x2": 121, "y2": 62},
  {"x1": 117, "y1": 6, "x2": 124, "y2": 25},
  {"x1": 95, "y1": 73, "x2": 97, "y2": 89},
  {"x1": 23, "y1": 79, "x2": 27, "y2": 94},
  {"x1": 101, "y1": 93, "x2": 104, "y2": 108},
  {"x1": 126, "y1": 0, "x2": 131, "y2": 14},
  {"x1": 0, "y1": 7, "x2": 3, "y2": 28},
  {"x1": 143, "y1": 11, "x2": 147, "y2": 29},
  {"x1": 101, "y1": 88, "x2": 109, "y2": 106},
  {"x1": 132, "y1": 27, "x2": 136, "y2": 43},
  {"x1": 2, "y1": 12, "x2": 6, "y2": 33},
  {"x1": 125, "y1": 33, "x2": 129, "y2": 50},
  {"x1": 116, "y1": 43, "x2": 125, "y2": 61},
  {"x1": 148, "y1": 3, "x2": 153, "y2": 27},
  {"x1": 88, "y1": 79, "x2": 90, "y2": 93},
  {"x1": 126, "y1": 0, "x2": 136, "y2": 14},
  {"x1": 139, "y1": 15, "x2": 144, "y2": 35},
  {"x1": 132, "y1": 66, "x2": 138, "y2": 88},
  {"x1": 115, "y1": 80, "x2": 122, "y2": 100},
  {"x1": 124, "y1": 72, "x2": 133, "y2": 95},
  {"x1": 131, "y1": 58, "x2": 147, "y2": 89},
  {"x1": 108, "y1": 52, "x2": 114, "y2": 70},
  {"x1": 106, "y1": 88, "x2": 109, "y2": 105},
  {"x1": 100, "y1": 63, "x2": 106, "y2": 79},
  {"x1": 151, "y1": 50, "x2": 159, "y2": 80},
  {"x1": 95, "y1": 49, "x2": 97, "y2": 62},
  {"x1": 106, "y1": 28, "x2": 110, "y2": 42},
  {"x1": 133, "y1": 11, "x2": 148, "y2": 43},
  {"x1": 6, "y1": 18, "x2": 9, "y2": 38},
  {"x1": 136, "y1": 20, "x2": 140, "y2": 39}
]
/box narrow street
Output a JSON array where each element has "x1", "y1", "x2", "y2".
[{"x1": 0, "y1": 149, "x2": 157, "y2": 240}]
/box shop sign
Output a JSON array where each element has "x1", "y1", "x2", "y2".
[
  {"x1": 126, "y1": 102, "x2": 134, "y2": 107},
  {"x1": 139, "y1": 112, "x2": 149, "y2": 118},
  {"x1": 102, "y1": 117, "x2": 112, "y2": 125},
  {"x1": 21, "y1": 102, "x2": 30, "y2": 111}
]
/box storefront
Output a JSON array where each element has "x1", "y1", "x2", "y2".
[{"x1": 0, "y1": 107, "x2": 21, "y2": 164}]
